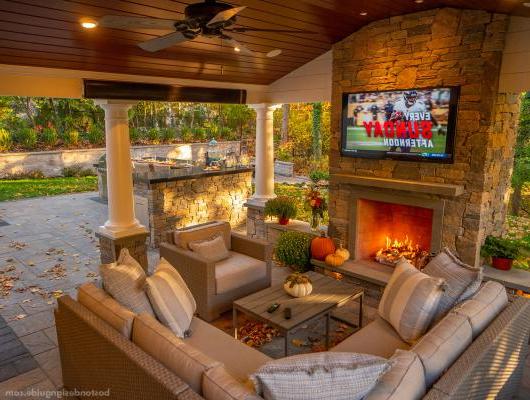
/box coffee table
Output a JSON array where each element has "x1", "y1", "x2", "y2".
[{"x1": 233, "y1": 271, "x2": 364, "y2": 356}]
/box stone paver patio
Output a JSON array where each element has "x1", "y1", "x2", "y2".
[{"x1": 0, "y1": 192, "x2": 529, "y2": 398}]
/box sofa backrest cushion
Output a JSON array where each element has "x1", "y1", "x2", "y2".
[
  {"x1": 250, "y1": 352, "x2": 390, "y2": 400},
  {"x1": 203, "y1": 364, "x2": 262, "y2": 400},
  {"x1": 99, "y1": 249, "x2": 155, "y2": 316},
  {"x1": 378, "y1": 259, "x2": 446, "y2": 344},
  {"x1": 423, "y1": 248, "x2": 483, "y2": 322},
  {"x1": 77, "y1": 283, "x2": 136, "y2": 338},
  {"x1": 145, "y1": 259, "x2": 196, "y2": 338},
  {"x1": 452, "y1": 280, "x2": 508, "y2": 339},
  {"x1": 412, "y1": 312, "x2": 472, "y2": 387},
  {"x1": 132, "y1": 313, "x2": 221, "y2": 394},
  {"x1": 174, "y1": 221, "x2": 231, "y2": 251},
  {"x1": 365, "y1": 350, "x2": 425, "y2": 400}
]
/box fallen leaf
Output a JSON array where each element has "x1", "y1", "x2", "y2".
[
  {"x1": 22, "y1": 299, "x2": 31, "y2": 303},
  {"x1": 291, "y1": 339, "x2": 307, "y2": 347},
  {"x1": 13, "y1": 314, "x2": 26, "y2": 320}
]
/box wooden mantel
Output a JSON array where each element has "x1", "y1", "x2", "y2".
[{"x1": 331, "y1": 173, "x2": 465, "y2": 197}]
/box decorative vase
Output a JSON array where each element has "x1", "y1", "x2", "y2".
[
  {"x1": 310, "y1": 212, "x2": 320, "y2": 231},
  {"x1": 278, "y1": 216, "x2": 290, "y2": 225},
  {"x1": 284, "y1": 272, "x2": 313, "y2": 297},
  {"x1": 492, "y1": 257, "x2": 513, "y2": 271}
]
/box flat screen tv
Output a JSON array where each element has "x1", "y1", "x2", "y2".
[{"x1": 341, "y1": 87, "x2": 459, "y2": 163}]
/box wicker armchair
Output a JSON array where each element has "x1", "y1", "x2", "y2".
[{"x1": 160, "y1": 221, "x2": 272, "y2": 321}]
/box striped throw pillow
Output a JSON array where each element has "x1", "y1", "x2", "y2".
[
  {"x1": 146, "y1": 259, "x2": 196, "y2": 337},
  {"x1": 378, "y1": 259, "x2": 446, "y2": 344},
  {"x1": 423, "y1": 248, "x2": 483, "y2": 322}
]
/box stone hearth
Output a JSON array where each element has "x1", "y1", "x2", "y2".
[{"x1": 328, "y1": 8, "x2": 521, "y2": 266}]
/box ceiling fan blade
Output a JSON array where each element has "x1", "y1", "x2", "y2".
[
  {"x1": 99, "y1": 15, "x2": 176, "y2": 30},
  {"x1": 207, "y1": 6, "x2": 246, "y2": 27},
  {"x1": 138, "y1": 31, "x2": 192, "y2": 52},
  {"x1": 227, "y1": 27, "x2": 314, "y2": 33}
]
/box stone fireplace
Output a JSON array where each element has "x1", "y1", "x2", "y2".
[{"x1": 328, "y1": 8, "x2": 521, "y2": 267}]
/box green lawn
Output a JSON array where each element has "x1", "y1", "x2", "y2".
[
  {"x1": 346, "y1": 126, "x2": 447, "y2": 153},
  {"x1": 0, "y1": 176, "x2": 98, "y2": 202}
]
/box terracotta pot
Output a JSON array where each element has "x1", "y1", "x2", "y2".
[
  {"x1": 491, "y1": 257, "x2": 513, "y2": 271},
  {"x1": 278, "y1": 217, "x2": 290, "y2": 225}
]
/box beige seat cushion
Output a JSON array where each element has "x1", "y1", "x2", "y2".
[
  {"x1": 365, "y1": 350, "x2": 426, "y2": 400},
  {"x1": 203, "y1": 365, "x2": 261, "y2": 400},
  {"x1": 215, "y1": 252, "x2": 267, "y2": 295},
  {"x1": 250, "y1": 352, "x2": 390, "y2": 400},
  {"x1": 452, "y1": 280, "x2": 508, "y2": 338},
  {"x1": 174, "y1": 221, "x2": 231, "y2": 250},
  {"x1": 184, "y1": 316, "x2": 271, "y2": 381},
  {"x1": 423, "y1": 248, "x2": 483, "y2": 322},
  {"x1": 99, "y1": 249, "x2": 154, "y2": 316},
  {"x1": 132, "y1": 313, "x2": 220, "y2": 394},
  {"x1": 412, "y1": 312, "x2": 472, "y2": 387},
  {"x1": 77, "y1": 283, "x2": 135, "y2": 338},
  {"x1": 378, "y1": 259, "x2": 446, "y2": 344},
  {"x1": 189, "y1": 234, "x2": 230, "y2": 263},
  {"x1": 331, "y1": 316, "x2": 410, "y2": 358},
  {"x1": 146, "y1": 260, "x2": 196, "y2": 338}
]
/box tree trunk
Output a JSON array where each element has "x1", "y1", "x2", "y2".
[
  {"x1": 510, "y1": 184, "x2": 523, "y2": 216},
  {"x1": 312, "y1": 102, "x2": 322, "y2": 159},
  {"x1": 281, "y1": 103, "x2": 290, "y2": 144}
]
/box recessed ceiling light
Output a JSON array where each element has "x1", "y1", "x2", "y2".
[
  {"x1": 80, "y1": 18, "x2": 98, "y2": 29},
  {"x1": 415, "y1": 0, "x2": 424, "y2": 4},
  {"x1": 266, "y1": 49, "x2": 282, "y2": 58},
  {"x1": 360, "y1": 11, "x2": 368, "y2": 16},
  {"x1": 233, "y1": 47, "x2": 241, "y2": 52},
  {"x1": 523, "y1": 2, "x2": 530, "y2": 7}
]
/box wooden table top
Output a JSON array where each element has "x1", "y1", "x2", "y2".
[{"x1": 234, "y1": 271, "x2": 363, "y2": 331}]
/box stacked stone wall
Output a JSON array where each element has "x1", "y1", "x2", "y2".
[{"x1": 329, "y1": 8, "x2": 521, "y2": 265}]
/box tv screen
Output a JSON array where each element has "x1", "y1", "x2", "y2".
[{"x1": 341, "y1": 87, "x2": 459, "y2": 163}]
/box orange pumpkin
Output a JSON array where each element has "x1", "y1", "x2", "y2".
[
  {"x1": 325, "y1": 253, "x2": 345, "y2": 267},
  {"x1": 311, "y1": 232, "x2": 336, "y2": 261},
  {"x1": 335, "y1": 242, "x2": 350, "y2": 261}
]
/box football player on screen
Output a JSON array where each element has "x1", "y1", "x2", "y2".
[{"x1": 388, "y1": 90, "x2": 426, "y2": 153}]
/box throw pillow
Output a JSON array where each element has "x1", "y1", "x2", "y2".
[
  {"x1": 250, "y1": 352, "x2": 390, "y2": 400},
  {"x1": 378, "y1": 259, "x2": 446, "y2": 344},
  {"x1": 99, "y1": 249, "x2": 154, "y2": 316},
  {"x1": 423, "y1": 248, "x2": 483, "y2": 321},
  {"x1": 145, "y1": 259, "x2": 197, "y2": 337},
  {"x1": 365, "y1": 350, "x2": 426, "y2": 400},
  {"x1": 189, "y1": 234, "x2": 230, "y2": 263}
]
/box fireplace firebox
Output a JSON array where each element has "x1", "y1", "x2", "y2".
[{"x1": 349, "y1": 190, "x2": 445, "y2": 268}]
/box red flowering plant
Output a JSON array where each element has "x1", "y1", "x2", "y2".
[{"x1": 305, "y1": 185, "x2": 327, "y2": 229}]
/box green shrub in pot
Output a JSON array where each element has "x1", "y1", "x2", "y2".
[
  {"x1": 481, "y1": 235, "x2": 521, "y2": 270},
  {"x1": 275, "y1": 231, "x2": 313, "y2": 272},
  {"x1": 264, "y1": 196, "x2": 297, "y2": 225}
]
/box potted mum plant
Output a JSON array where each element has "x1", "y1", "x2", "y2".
[
  {"x1": 264, "y1": 196, "x2": 297, "y2": 225},
  {"x1": 481, "y1": 235, "x2": 521, "y2": 271}
]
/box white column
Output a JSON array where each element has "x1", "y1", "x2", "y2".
[
  {"x1": 97, "y1": 100, "x2": 146, "y2": 238},
  {"x1": 250, "y1": 103, "x2": 281, "y2": 201}
]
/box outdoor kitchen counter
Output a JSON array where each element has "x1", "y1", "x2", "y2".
[{"x1": 133, "y1": 164, "x2": 253, "y2": 185}]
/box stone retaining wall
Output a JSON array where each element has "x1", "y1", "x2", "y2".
[
  {"x1": 0, "y1": 141, "x2": 241, "y2": 177},
  {"x1": 329, "y1": 8, "x2": 521, "y2": 266}
]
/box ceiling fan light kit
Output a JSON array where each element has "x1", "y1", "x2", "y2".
[{"x1": 97, "y1": 0, "x2": 312, "y2": 57}]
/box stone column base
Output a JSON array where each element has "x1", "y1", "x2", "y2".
[
  {"x1": 96, "y1": 230, "x2": 149, "y2": 271},
  {"x1": 245, "y1": 199, "x2": 267, "y2": 240}
]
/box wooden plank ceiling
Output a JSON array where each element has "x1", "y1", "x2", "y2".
[{"x1": 0, "y1": 0, "x2": 528, "y2": 85}]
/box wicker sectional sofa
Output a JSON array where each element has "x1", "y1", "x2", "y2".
[{"x1": 55, "y1": 279, "x2": 530, "y2": 400}]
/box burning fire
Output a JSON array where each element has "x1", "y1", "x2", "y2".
[{"x1": 375, "y1": 235, "x2": 430, "y2": 269}]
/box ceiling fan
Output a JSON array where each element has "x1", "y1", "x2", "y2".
[{"x1": 99, "y1": 0, "x2": 311, "y2": 57}]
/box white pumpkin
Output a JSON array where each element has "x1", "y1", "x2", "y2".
[{"x1": 283, "y1": 281, "x2": 313, "y2": 298}]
